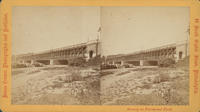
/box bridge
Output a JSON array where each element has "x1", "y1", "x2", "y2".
[
  {"x1": 104, "y1": 41, "x2": 188, "y2": 66},
  {"x1": 12, "y1": 40, "x2": 100, "y2": 65}
]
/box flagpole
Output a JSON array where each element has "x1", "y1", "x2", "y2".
[{"x1": 96, "y1": 27, "x2": 101, "y2": 57}]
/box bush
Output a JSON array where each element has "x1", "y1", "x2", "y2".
[
  {"x1": 12, "y1": 63, "x2": 27, "y2": 68},
  {"x1": 63, "y1": 71, "x2": 83, "y2": 83},
  {"x1": 33, "y1": 62, "x2": 44, "y2": 67},
  {"x1": 153, "y1": 73, "x2": 170, "y2": 83},
  {"x1": 100, "y1": 64, "x2": 117, "y2": 70},
  {"x1": 69, "y1": 57, "x2": 86, "y2": 66},
  {"x1": 71, "y1": 71, "x2": 83, "y2": 81},
  {"x1": 159, "y1": 58, "x2": 175, "y2": 67},
  {"x1": 100, "y1": 71, "x2": 114, "y2": 77},
  {"x1": 87, "y1": 55, "x2": 102, "y2": 66}
]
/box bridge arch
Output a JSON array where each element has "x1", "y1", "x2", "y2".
[{"x1": 89, "y1": 50, "x2": 94, "y2": 58}]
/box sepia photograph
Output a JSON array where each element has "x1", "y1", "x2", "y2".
[
  {"x1": 12, "y1": 7, "x2": 101, "y2": 105},
  {"x1": 11, "y1": 6, "x2": 189, "y2": 105},
  {"x1": 100, "y1": 7, "x2": 190, "y2": 105}
]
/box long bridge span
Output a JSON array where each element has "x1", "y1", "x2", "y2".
[
  {"x1": 13, "y1": 40, "x2": 188, "y2": 66},
  {"x1": 104, "y1": 41, "x2": 188, "y2": 66},
  {"x1": 12, "y1": 40, "x2": 100, "y2": 65}
]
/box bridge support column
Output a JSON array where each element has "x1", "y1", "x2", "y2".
[
  {"x1": 21, "y1": 60, "x2": 25, "y2": 64},
  {"x1": 31, "y1": 60, "x2": 35, "y2": 64},
  {"x1": 140, "y1": 60, "x2": 144, "y2": 66},
  {"x1": 50, "y1": 59, "x2": 54, "y2": 65},
  {"x1": 121, "y1": 61, "x2": 124, "y2": 65},
  {"x1": 112, "y1": 61, "x2": 115, "y2": 65}
]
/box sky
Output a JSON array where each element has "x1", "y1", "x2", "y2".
[
  {"x1": 12, "y1": 6, "x2": 100, "y2": 55},
  {"x1": 101, "y1": 7, "x2": 190, "y2": 56},
  {"x1": 12, "y1": 6, "x2": 189, "y2": 56}
]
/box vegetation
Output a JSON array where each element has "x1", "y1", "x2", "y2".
[
  {"x1": 69, "y1": 57, "x2": 86, "y2": 66},
  {"x1": 12, "y1": 63, "x2": 27, "y2": 68},
  {"x1": 87, "y1": 55, "x2": 102, "y2": 66},
  {"x1": 159, "y1": 58, "x2": 175, "y2": 67}
]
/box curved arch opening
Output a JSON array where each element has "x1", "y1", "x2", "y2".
[{"x1": 89, "y1": 50, "x2": 94, "y2": 58}]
